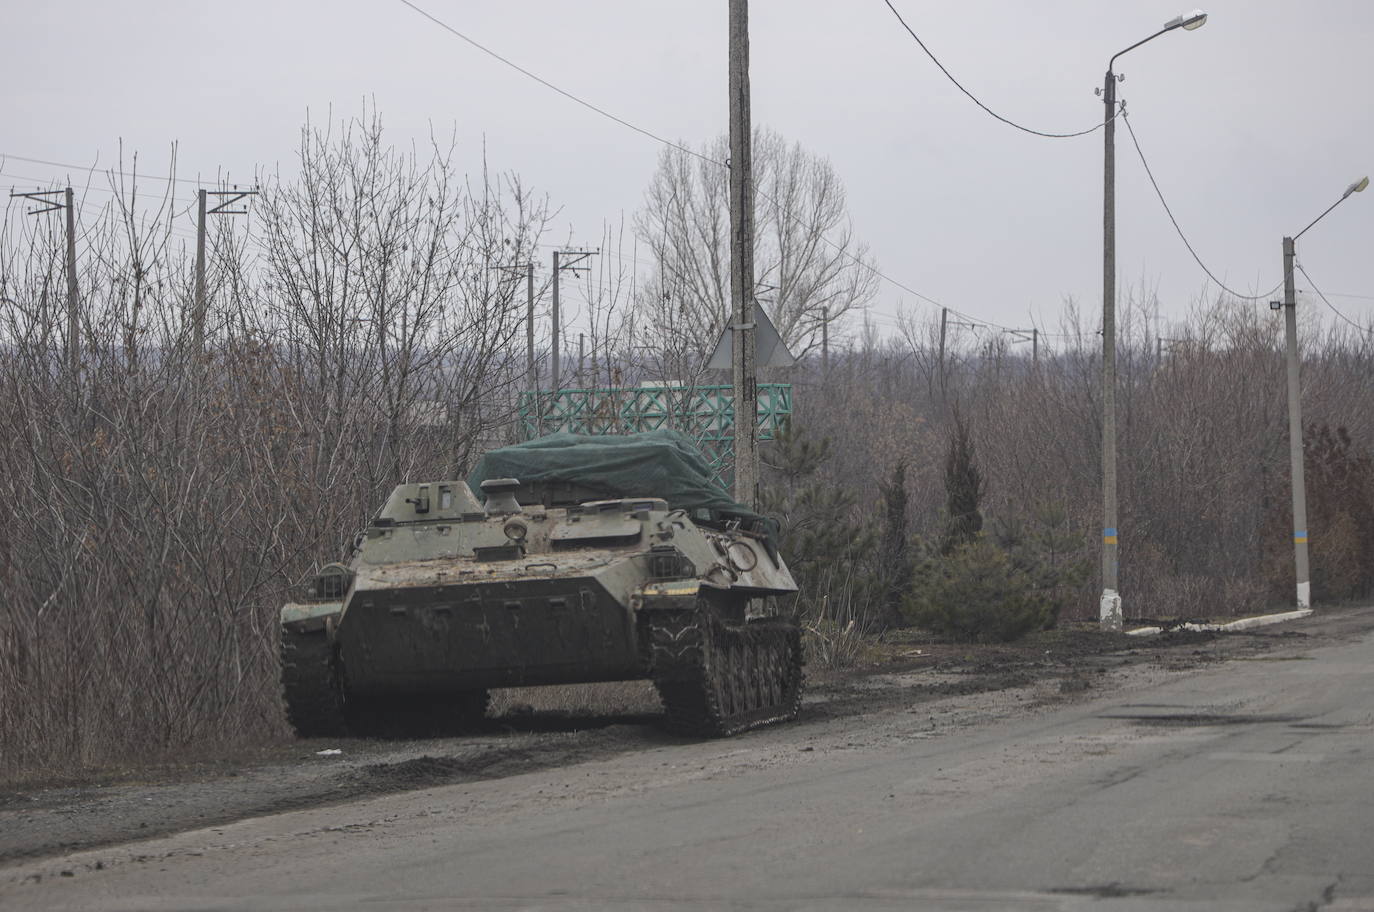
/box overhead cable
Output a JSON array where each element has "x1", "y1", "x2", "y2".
[
  {"x1": 392, "y1": 0, "x2": 1013, "y2": 324},
  {"x1": 1120, "y1": 109, "x2": 1283, "y2": 302},
  {"x1": 394, "y1": 0, "x2": 721, "y2": 167},
  {"x1": 880, "y1": 0, "x2": 1108, "y2": 139},
  {"x1": 1296, "y1": 263, "x2": 1371, "y2": 334},
  {"x1": 1, "y1": 152, "x2": 219, "y2": 188}
]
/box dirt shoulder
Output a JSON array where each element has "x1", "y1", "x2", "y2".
[{"x1": 2, "y1": 604, "x2": 1367, "y2": 867}]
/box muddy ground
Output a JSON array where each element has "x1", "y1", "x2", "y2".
[{"x1": 0, "y1": 614, "x2": 1335, "y2": 868}]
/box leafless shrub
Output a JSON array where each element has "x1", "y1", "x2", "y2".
[
  {"x1": 790, "y1": 290, "x2": 1373, "y2": 626},
  {"x1": 0, "y1": 114, "x2": 551, "y2": 780}
]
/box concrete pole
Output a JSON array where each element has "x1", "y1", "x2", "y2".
[
  {"x1": 934, "y1": 306, "x2": 945, "y2": 373},
  {"x1": 64, "y1": 187, "x2": 79, "y2": 379},
  {"x1": 193, "y1": 188, "x2": 207, "y2": 355},
  {"x1": 821, "y1": 305, "x2": 829, "y2": 379},
  {"x1": 1282, "y1": 236, "x2": 1311, "y2": 610},
  {"x1": 578, "y1": 332, "x2": 585, "y2": 388},
  {"x1": 1100, "y1": 68, "x2": 1122, "y2": 632},
  {"x1": 728, "y1": 0, "x2": 758, "y2": 508},
  {"x1": 525, "y1": 261, "x2": 539, "y2": 434},
  {"x1": 551, "y1": 250, "x2": 561, "y2": 393},
  {"x1": 525, "y1": 262, "x2": 535, "y2": 390},
  {"x1": 1032, "y1": 328, "x2": 1039, "y2": 365}
]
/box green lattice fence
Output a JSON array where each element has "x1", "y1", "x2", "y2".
[{"x1": 516, "y1": 384, "x2": 791, "y2": 484}]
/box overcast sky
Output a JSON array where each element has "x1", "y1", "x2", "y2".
[{"x1": 4, "y1": 0, "x2": 1371, "y2": 346}]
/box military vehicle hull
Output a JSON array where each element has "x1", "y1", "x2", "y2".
[{"x1": 281, "y1": 433, "x2": 802, "y2": 738}]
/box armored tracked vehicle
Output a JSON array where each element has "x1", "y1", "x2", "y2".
[{"x1": 281, "y1": 430, "x2": 801, "y2": 738}]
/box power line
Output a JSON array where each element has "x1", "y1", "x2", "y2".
[
  {"x1": 3, "y1": 3, "x2": 1054, "y2": 350},
  {"x1": 3, "y1": 170, "x2": 194, "y2": 208},
  {"x1": 1296, "y1": 262, "x2": 1370, "y2": 334},
  {"x1": 0, "y1": 152, "x2": 232, "y2": 192},
  {"x1": 390, "y1": 0, "x2": 1029, "y2": 340},
  {"x1": 880, "y1": 0, "x2": 1108, "y2": 139},
  {"x1": 1120, "y1": 108, "x2": 1283, "y2": 303},
  {"x1": 393, "y1": 0, "x2": 721, "y2": 167},
  {"x1": 946, "y1": 305, "x2": 1013, "y2": 332}
]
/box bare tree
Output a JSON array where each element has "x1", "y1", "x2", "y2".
[
  {"x1": 0, "y1": 112, "x2": 554, "y2": 779},
  {"x1": 633, "y1": 127, "x2": 879, "y2": 361}
]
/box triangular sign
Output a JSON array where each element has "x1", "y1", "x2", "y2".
[{"x1": 706, "y1": 302, "x2": 797, "y2": 370}]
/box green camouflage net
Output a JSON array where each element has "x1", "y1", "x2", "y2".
[{"x1": 467, "y1": 430, "x2": 776, "y2": 541}]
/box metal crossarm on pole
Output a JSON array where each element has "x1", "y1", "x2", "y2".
[
  {"x1": 9, "y1": 188, "x2": 79, "y2": 376},
  {"x1": 194, "y1": 187, "x2": 259, "y2": 353}
]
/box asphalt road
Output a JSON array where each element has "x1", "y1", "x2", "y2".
[{"x1": 4, "y1": 612, "x2": 1372, "y2": 911}]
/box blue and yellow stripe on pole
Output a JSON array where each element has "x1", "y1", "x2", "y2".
[
  {"x1": 1294, "y1": 529, "x2": 1308, "y2": 544},
  {"x1": 1103, "y1": 527, "x2": 1118, "y2": 545}
]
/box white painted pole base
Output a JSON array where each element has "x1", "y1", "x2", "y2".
[
  {"x1": 1099, "y1": 589, "x2": 1123, "y2": 632},
  {"x1": 1296, "y1": 581, "x2": 1311, "y2": 612}
]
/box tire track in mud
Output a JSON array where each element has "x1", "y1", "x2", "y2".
[{"x1": 0, "y1": 718, "x2": 667, "y2": 866}]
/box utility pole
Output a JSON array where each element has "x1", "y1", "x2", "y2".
[
  {"x1": 550, "y1": 248, "x2": 597, "y2": 393},
  {"x1": 1004, "y1": 328, "x2": 1038, "y2": 365},
  {"x1": 193, "y1": 187, "x2": 257, "y2": 354},
  {"x1": 64, "y1": 188, "x2": 78, "y2": 376},
  {"x1": 821, "y1": 305, "x2": 829, "y2": 379},
  {"x1": 1270, "y1": 174, "x2": 1369, "y2": 610},
  {"x1": 526, "y1": 262, "x2": 535, "y2": 391},
  {"x1": 1280, "y1": 236, "x2": 1311, "y2": 611},
  {"x1": 551, "y1": 251, "x2": 560, "y2": 391},
  {"x1": 577, "y1": 333, "x2": 585, "y2": 388},
  {"x1": 10, "y1": 188, "x2": 78, "y2": 377},
  {"x1": 1096, "y1": 10, "x2": 1208, "y2": 631},
  {"x1": 728, "y1": 0, "x2": 758, "y2": 508},
  {"x1": 195, "y1": 190, "x2": 207, "y2": 354},
  {"x1": 1100, "y1": 63, "x2": 1122, "y2": 632},
  {"x1": 938, "y1": 307, "x2": 948, "y2": 377}
]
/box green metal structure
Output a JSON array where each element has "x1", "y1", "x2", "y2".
[{"x1": 516, "y1": 384, "x2": 792, "y2": 483}]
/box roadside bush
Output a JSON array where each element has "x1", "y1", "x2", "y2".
[
  {"x1": 1262, "y1": 423, "x2": 1374, "y2": 603},
  {"x1": 1305, "y1": 424, "x2": 1374, "y2": 601},
  {"x1": 904, "y1": 537, "x2": 1057, "y2": 643},
  {"x1": 990, "y1": 502, "x2": 1091, "y2": 629},
  {"x1": 762, "y1": 426, "x2": 884, "y2": 660}
]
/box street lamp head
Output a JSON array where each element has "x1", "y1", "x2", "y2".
[
  {"x1": 1164, "y1": 9, "x2": 1208, "y2": 31},
  {"x1": 1343, "y1": 176, "x2": 1370, "y2": 199}
]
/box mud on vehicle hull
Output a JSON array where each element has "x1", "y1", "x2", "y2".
[
  {"x1": 281, "y1": 437, "x2": 802, "y2": 740},
  {"x1": 283, "y1": 583, "x2": 802, "y2": 739},
  {"x1": 336, "y1": 575, "x2": 646, "y2": 694}
]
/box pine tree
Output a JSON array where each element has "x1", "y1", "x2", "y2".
[
  {"x1": 941, "y1": 415, "x2": 984, "y2": 554},
  {"x1": 876, "y1": 459, "x2": 914, "y2": 626}
]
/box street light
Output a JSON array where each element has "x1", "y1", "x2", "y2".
[
  {"x1": 1099, "y1": 10, "x2": 1208, "y2": 632},
  {"x1": 1163, "y1": 10, "x2": 1209, "y2": 31},
  {"x1": 1278, "y1": 176, "x2": 1367, "y2": 612}
]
